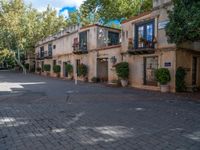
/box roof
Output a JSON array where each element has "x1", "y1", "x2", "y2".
[
  {"x1": 121, "y1": 11, "x2": 152, "y2": 24},
  {"x1": 80, "y1": 24, "x2": 121, "y2": 31}
]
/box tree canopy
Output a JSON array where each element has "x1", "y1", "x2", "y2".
[
  {"x1": 0, "y1": 0, "x2": 66, "y2": 60},
  {"x1": 166, "y1": 0, "x2": 200, "y2": 44},
  {"x1": 80, "y1": 0, "x2": 152, "y2": 23}
]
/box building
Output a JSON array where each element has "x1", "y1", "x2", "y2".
[
  {"x1": 34, "y1": 0, "x2": 200, "y2": 92},
  {"x1": 121, "y1": 0, "x2": 200, "y2": 92},
  {"x1": 35, "y1": 24, "x2": 121, "y2": 83}
]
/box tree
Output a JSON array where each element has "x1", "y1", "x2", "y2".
[
  {"x1": 0, "y1": 0, "x2": 66, "y2": 72},
  {"x1": 80, "y1": 0, "x2": 152, "y2": 24},
  {"x1": 166, "y1": 0, "x2": 200, "y2": 44}
]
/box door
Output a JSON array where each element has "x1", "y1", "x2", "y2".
[
  {"x1": 41, "y1": 61, "x2": 44, "y2": 72},
  {"x1": 63, "y1": 62, "x2": 68, "y2": 77},
  {"x1": 192, "y1": 57, "x2": 197, "y2": 85},
  {"x1": 144, "y1": 57, "x2": 158, "y2": 86},
  {"x1": 97, "y1": 58, "x2": 108, "y2": 82}
]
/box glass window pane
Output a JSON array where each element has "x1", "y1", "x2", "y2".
[
  {"x1": 146, "y1": 24, "x2": 153, "y2": 42},
  {"x1": 138, "y1": 26, "x2": 144, "y2": 48}
]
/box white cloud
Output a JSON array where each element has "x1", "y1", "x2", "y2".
[{"x1": 24, "y1": 0, "x2": 85, "y2": 11}]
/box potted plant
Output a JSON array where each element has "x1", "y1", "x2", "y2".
[
  {"x1": 36, "y1": 67, "x2": 42, "y2": 75},
  {"x1": 78, "y1": 63, "x2": 88, "y2": 81},
  {"x1": 53, "y1": 65, "x2": 61, "y2": 77},
  {"x1": 44, "y1": 64, "x2": 51, "y2": 76},
  {"x1": 115, "y1": 62, "x2": 129, "y2": 87},
  {"x1": 65, "y1": 64, "x2": 73, "y2": 79},
  {"x1": 91, "y1": 77, "x2": 100, "y2": 83},
  {"x1": 155, "y1": 68, "x2": 171, "y2": 92}
]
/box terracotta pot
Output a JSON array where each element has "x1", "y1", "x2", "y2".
[
  {"x1": 121, "y1": 79, "x2": 128, "y2": 87},
  {"x1": 160, "y1": 85, "x2": 170, "y2": 93}
]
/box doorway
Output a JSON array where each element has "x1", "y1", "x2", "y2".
[
  {"x1": 192, "y1": 57, "x2": 197, "y2": 85},
  {"x1": 144, "y1": 56, "x2": 158, "y2": 86},
  {"x1": 97, "y1": 58, "x2": 108, "y2": 82},
  {"x1": 63, "y1": 62, "x2": 68, "y2": 77}
]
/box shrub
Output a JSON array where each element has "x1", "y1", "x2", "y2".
[
  {"x1": 176, "y1": 67, "x2": 186, "y2": 92},
  {"x1": 24, "y1": 63, "x2": 29, "y2": 70},
  {"x1": 155, "y1": 68, "x2": 171, "y2": 85},
  {"x1": 37, "y1": 67, "x2": 41, "y2": 72},
  {"x1": 78, "y1": 64, "x2": 88, "y2": 77},
  {"x1": 91, "y1": 77, "x2": 100, "y2": 83},
  {"x1": 44, "y1": 64, "x2": 51, "y2": 72},
  {"x1": 65, "y1": 64, "x2": 73, "y2": 74},
  {"x1": 53, "y1": 65, "x2": 61, "y2": 73},
  {"x1": 115, "y1": 62, "x2": 129, "y2": 80}
]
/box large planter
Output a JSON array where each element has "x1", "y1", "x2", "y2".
[
  {"x1": 160, "y1": 84, "x2": 170, "y2": 93},
  {"x1": 121, "y1": 79, "x2": 128, "y2": 87}
]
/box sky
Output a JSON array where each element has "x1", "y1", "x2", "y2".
[{"x1": 24, "y1": 0, "x2": 85, "y2": 18}]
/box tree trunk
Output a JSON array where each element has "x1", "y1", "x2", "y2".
[{"x1": 14, "y1": 57, "x2": 26, "y2": 75}]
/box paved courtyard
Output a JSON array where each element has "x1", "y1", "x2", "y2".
[{"x1": 0, "y1": 71, "x2": 200, "y2": 150}]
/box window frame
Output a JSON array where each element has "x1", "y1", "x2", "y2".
[
  {"x1": 134, "y1": 19, "x2": 155, "y2": 49},
  {"x1": 108, "y1": 31, "x2": 120, "y2": 46}
]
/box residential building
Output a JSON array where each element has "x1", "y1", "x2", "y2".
[
  {"x1": 121, "y1": 0, "x2": 200, "y2": 92},
  {"x1": 35, "y1": 24, "x2": 121, "y2": 82}
]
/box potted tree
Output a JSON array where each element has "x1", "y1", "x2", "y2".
[
  {"x1": 78, "y1": 63, "x2": 88, "y2": 81},
  {"x1": 44, "y1": 64, "x2": 51, "y2": 76},
  {"x1": 115, "y1": 62, "x2": 129, "y2": 87},
  {"x1": 53, "y1": 65, "x2": 61, "y2": 77},
  {"x1": 155, "y1": 68, "x2": 171, "y2": 93},
  {"x1": 65, "y1": 64, "x2": 73, "y2": 79}
]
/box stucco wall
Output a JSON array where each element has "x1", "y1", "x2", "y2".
[
  {"x1": 123, "y1": 49, "x2": 176, "y2": 92},
  {"x1": 176, "y1": 50, "x2": 200, "y2": 87}
]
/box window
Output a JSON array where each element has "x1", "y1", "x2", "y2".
[
  {"x1": 76, "y1": 59, "x2": 80, "y2": 74},
  {"x1": 48, "y1": 44, "x2": 52, "y2": 56},
  {"x1": 79, "y1": 31, "x2": 87, "y2": 51},
  {"x1": 40, "y1": 46, "x2": 44, "y2": 58},
  {"x1": 108, "y1": 31, "x2": 119, "y2": 46},
  {"x1": 53, "y1": 45, "x2": 56, "y2": 49},
  {"x1": 53, "y1": 60, "x2": 56, "y2": 66},
  {"x1": 135, "y1": 20, "x2": 155, "y2": 49}
]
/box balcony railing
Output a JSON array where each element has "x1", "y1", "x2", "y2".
[
  {"x1": 36, "y1": 52, "x2": 44, "y2": 60},
  {"x1": 128, "y1": 38, "x2": 156, "y2": 55},
  {"x1": 44, "y1": 51, "x2": 53, "y2": 59},
  {"x1": 73, "y1": 43, "x2": 88, "y2": 55}
]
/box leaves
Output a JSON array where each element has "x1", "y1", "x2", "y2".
[
  {"x1": 166, "y1": 0, "x2": 200, "y2": 44},
  {"x1": 80, "y1": 0, "x2": 152, "y2": 24},
  {"x1": 0, "y1": 0, "x2": 66, "y2": 54}
]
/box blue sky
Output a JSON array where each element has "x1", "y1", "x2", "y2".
[{"x1": 24, "y1": 0, "x2": 85, "y2": 17}]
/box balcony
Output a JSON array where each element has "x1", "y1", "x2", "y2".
[
  {"x1": 73, "y1": 43, "x2": 88, "y2": 55},
  {"x1": 36, "y1": 52, "x2": 44, "y2": 60},
  {"x1": 44, "y1": 51, "x2": 53, "y2": 59},
  {"x1": 128, "y1": 38, "x2": 156, "y2": 55}
]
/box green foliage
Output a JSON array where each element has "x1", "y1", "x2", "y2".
[
  {"x1": 115, "y1": 62, "x2": 129, "y2": 79},
  {"x1": 44, "y1": 64, "x2": 51, "y2": 72},
  {"x1": 37, "y1": 67, "x2": 41, "y2": 72},
  {"x1": 155, "y1": 68, "x2": 171, "y2": 85},
  {"x1": 53, "y1": 65, "x2": 61, "y2": 73},
  {"x1": 80, "y1": 0, "x2": 152, "y2": 23},
  {"x1": 91, "y1": 77, "x2": 100, "y2": 83},
  {"x1": 0, "y1": 0, "x2": 66, "y2": 61},
  {"x1": 0, "y1": 49, "x2": 15, "y2": 68},
  {"x1": 166, "y1": 0, "x2": 200, "y2": 44},
  {"x1": 78, "y1": 64, "x2": 88, "y2": 77},
  {"x1": 65, "y1": 64, "x2": 73, "y2": 74},
  {"x1": 176, "y1": 67, "x2": 186, "y2": 92}
]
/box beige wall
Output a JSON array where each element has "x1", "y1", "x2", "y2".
[
  {"x1": 123, "y1": 49, "x2": 176, "y2": 92},
  {"x1": 176, "y1": 50, "x2": 200, "y2": 87}
]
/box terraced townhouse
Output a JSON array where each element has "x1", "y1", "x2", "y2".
[
  {"x1": 34, "y1": 0, "x2": 200, "y2": 92},
  {"x1": 35, "y1": 24, "x2": 121, "y2": 82}
]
